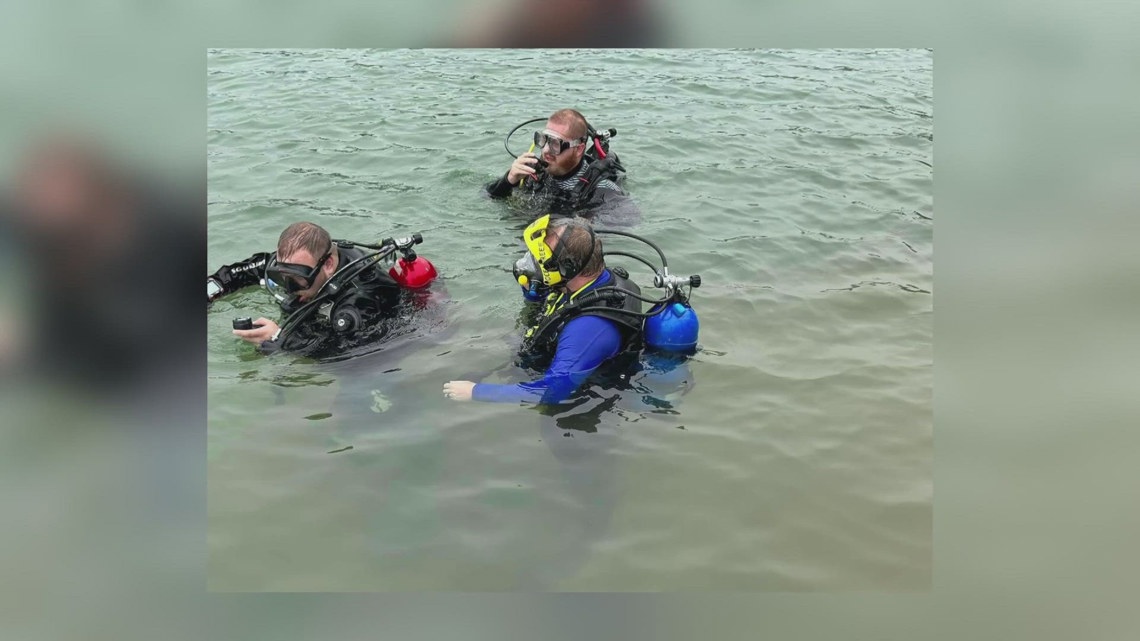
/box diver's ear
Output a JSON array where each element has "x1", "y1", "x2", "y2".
[{"x1": 323, "y1": 249, "x2": 338, "y2": 275}]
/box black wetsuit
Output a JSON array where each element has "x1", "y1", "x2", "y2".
[
  {"x1": 208, "y1": 244, "x2": 403, "y2": 358},
  {"x1": 485, "y1": 154, "x2": 630, "y2": 218}
]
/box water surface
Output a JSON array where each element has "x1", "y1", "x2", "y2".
[{"x1": 207, "y1": 48, "x2": 932, "y2": 591}]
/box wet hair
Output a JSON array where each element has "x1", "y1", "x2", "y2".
[
  {"x1": 549, "y1": 217, "x2": 604, "y2": 277},
  {"x1": 277, "y1": 221, "x2": 333, "y2": 262},
  {"x1": 548, "y1": 108, "x2": 588, "y2": 141}
]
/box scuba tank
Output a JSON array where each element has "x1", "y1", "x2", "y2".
[
  {"x1": 645, "y1": 272, "x2": 701, "y2": 352},
  {"x1": 516, "y1": 217, "x2": 703, "y2": 356},
  {"x1": 584, "y1": 227, "x2": 701, "y2": 354},
  {"x1": 645, "y1": 301, "x2": 700, "y2": 353},
  {"x1": 388, "y1": 244, "x2": 438, "y2": 289}
]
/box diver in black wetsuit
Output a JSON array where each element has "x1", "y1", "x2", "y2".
[
  {"x1": 485, "y1": 109, "x2": 633, "y2": 219},
  {"x1": 206, "y1": 221, "x2": 438, "y2": 359}
]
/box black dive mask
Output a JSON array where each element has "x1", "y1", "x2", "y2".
[{"x1": 265, "y1": 247, "x2": 332, "y2": 294}]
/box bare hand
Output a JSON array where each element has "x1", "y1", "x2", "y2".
[
  {"x1": 507, "y1": 153, "x2": 540, "y2": 186},
  {"x1": 443, "y1": 380, "x2": 476, "y2": 401},
  {"x1": 232, "y1": 317, "x2": 279, "y2": 345}
]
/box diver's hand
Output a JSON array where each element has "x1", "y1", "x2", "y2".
[
  {"x1": 507, "y1": 153, "x2": 540, "y2": 185},
  {"x1": 232, "y1": 317, "x2": 278, "y2": 345},
  {"x1": 443, "y1": 380, "x2": 475, "y2": 401}
]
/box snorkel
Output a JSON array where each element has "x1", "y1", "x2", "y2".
[{"x1": 506, "y1": 117, "x2": 548, "y2": 184}]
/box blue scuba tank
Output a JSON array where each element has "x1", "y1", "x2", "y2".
[{"x1": 645, "y1": 302, "x2": 699, "y2": 352}]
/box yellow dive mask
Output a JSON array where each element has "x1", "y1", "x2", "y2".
[{"x1": 523, "y1": 214, "x2": 563, "y2": 286}]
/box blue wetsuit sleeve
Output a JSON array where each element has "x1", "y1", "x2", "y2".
[{"x1": 472, "y1": 315, "x2": 622, "y2": 404}]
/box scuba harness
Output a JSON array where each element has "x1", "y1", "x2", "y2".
[
  {"x1": 263, "y1": 233, "x2": 435, "y2": 352},
  {"x1": 517, "y1": 215, "x2": 701, "y2": 364},
  {"x1": 504, "y1": 117, "x2": 626, "y2": 209},
  {"x1": 521, "y1": 267, "x2": 646, "y2": 361}
]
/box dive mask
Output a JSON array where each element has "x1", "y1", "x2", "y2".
[
  {"x1": 265, "y1": 248, "x2": 331, "y2": 294},
  {"x1": 262, "y1": 276, "x2": 301, "y2": 313},
  {"x1": 522, "y1": 214, "x2": 563, "y2": 287},
  {"x1": 534, "y1": 130, "x2": 585, "y2": 156},
  {"x1": 522, "y1": 214, "x2": 597, "y2": 286}
]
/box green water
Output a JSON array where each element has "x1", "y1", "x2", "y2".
[{"x1": 207, "y1": 48, "x2": 932, "y2": 591}]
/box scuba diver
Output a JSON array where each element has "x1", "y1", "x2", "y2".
[
  {"x1": 485, "y1": 109, "x2": 636, "y2": 222},
  {"x1": 443, "y1": 214, "x2": 700, "y2": 405},
  {"x1": 207, "y1": 221, "x2": 438, "y2": 359}
]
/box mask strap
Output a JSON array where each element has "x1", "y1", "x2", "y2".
[
  {"x1": 580, "y1": 225, "x2": 596, "y2": 272},
  {"x1": 551, "y1": 222, "x2": 595, "y2": 280}
]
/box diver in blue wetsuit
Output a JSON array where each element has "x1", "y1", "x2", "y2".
[{"x1": 444, "y1": 215, "x2": 644, "y2": 405}]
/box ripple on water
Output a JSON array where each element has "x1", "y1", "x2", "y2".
[{"x1": 208, "y1": 48, "x2": 932, "y2": 591}]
